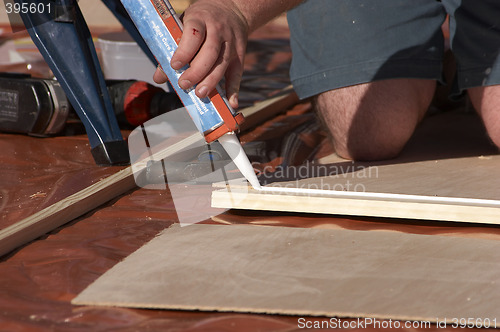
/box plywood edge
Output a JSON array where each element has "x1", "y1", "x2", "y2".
[{"x1": 71, "y1": 297, "x2": 443, "y2": 323}]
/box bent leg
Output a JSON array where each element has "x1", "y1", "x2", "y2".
[
  {"x1": 315, "y1": 79, "x2": 436, "y2": 161},
  {"x1": 287, "y1": 1, "x2": 444, "y2": 161},
  {"x1": 445, "y1": 0, "x2": 500, "y2": 148},
  {"x1": 468, "y1": 86, "x2": 500, "y2": 149}
]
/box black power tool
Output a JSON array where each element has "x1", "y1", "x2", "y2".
[
  {"x1": 0, "y1": 73, "x2": 69, "y2": 136},
  {"x1": 0, "y1": 73, "x2": 182, "y2": 136}
]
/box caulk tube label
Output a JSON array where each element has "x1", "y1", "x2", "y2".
[{"x1": 121, "y1": 0, "x2": 223, "y2": 134}]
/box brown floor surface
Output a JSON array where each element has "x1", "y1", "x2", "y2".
[{"x1": 0, "y1": 20, "x2": 498, "y2": 332}]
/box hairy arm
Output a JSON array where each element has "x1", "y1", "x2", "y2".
[{"x1": 153, "y1": 0, "x2": 303, "y2": 108}]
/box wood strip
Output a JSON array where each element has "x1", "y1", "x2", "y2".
[
  {"x1": 0, "y1": 88, "x2": 299, "y2": 257},
  {"x1": 0, "y1": 168, "x2": 136, "y2": 257},
  {"x1": 212, "y1": 187, "x2": 500, "y2": 224}
]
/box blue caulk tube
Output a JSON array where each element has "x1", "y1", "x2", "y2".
[{"x1": 121, "y1": 0, "x2": 261, "y2": 189}]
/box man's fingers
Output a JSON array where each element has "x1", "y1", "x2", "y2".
[
  {"x1": 189, "y1": 35, "x2": 230, "y2": 97},
  {"x1": 152, "y1": 1, "x2": 249, "y2": 105},
  {"x1": 171, "y1": 19, "x2": 206, "y2": 71},
  {"x1": 153, "y1": 66, "x2": 168, "y2": 84},
  {"x1": 224, "y1": 57, "x2": 244, "y2": 109}
]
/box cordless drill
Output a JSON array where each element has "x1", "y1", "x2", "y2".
[
  {"x1": 0, "y1": 73, "x2": 182, "y2": 136},
  {"x1": 0, "y1": 73, "x2": 69, "y2": 136}
]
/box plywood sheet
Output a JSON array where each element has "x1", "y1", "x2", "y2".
[
  {"x1": 213, "y1": 111, "x2": 500, "y2": 224},
  {"x1": 73, "y1": 223, "x2": 500, "y2": 321}
]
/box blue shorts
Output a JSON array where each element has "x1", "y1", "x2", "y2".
[{"x1": 287, "y1": 0, "x2": 500, "y2": 99}]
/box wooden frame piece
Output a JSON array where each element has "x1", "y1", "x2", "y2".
[
  {"x1": 212, "y1": 185, "x2": 500, "y2": 225},
  {"x1": 213, "y1": 110, "x2": 500, "y2": 225}
]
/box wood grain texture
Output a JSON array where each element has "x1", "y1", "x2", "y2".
[
  {"x1": 72, "y1": 223, "x2": 500, "y2": 320},
  {"x1": 0, "y1": 89, "x2": 299, "y2": 257},
  {"x1": 212, "y1": 110, "x2": 500, "y2": 224}
]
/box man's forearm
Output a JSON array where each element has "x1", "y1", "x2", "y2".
[{"x1": 219, "y1": 0, "x2": 305, "y2": 32}]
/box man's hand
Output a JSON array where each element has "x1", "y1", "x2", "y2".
[{"x1": 153, "y1": 0, "x2": 249, "y2": 109}]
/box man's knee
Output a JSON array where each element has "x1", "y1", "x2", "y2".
[
  {"x1": 315, "y1": 79, "x2": 436, "y2": 161},
  {"x1": 335, "y1": 133, "x2": 411, "y2": 161},
  {"x1": 468, "y1": 86, "x2": 500, "y2": 149},
  {"x1": 331, "y1": 114, "x2": 418, "y2": 161}
]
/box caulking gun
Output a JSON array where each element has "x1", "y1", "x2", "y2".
[{"x1": 120, "y1": 0, "x2": 261, "y2": 189}]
